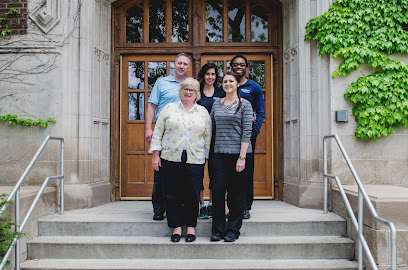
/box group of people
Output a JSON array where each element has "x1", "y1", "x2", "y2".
[{"x1": 145, "y1": 53, "x2": 265, "y2": 243}]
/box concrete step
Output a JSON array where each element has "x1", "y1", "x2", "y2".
[
  {"x1": 38, "y1": 219, "x2": 346, "y2": 238},
  {"x1": 20, "y1": 258, "x2": 359, "y2": 269},
  {"x1": 27, "y1": 236, "x2": 354, "y2": 260},
  {"x1": 38, "y1": 201, "x2": 346, "y2": 237}
]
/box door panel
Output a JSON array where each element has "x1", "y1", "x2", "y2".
[
  {"x1": 121, "y1": 55, "x2": 192, "y2": 198},
  {"x1": 201, "y1": 54, "x2": 273, "y2": 198}
]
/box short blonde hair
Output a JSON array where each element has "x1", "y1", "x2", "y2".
[{"x1": 179, "y1": 78, "x2": 201, "y2": 101}]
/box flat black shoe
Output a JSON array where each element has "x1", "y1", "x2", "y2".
[
  {"x1": 224, "y1": 233, "x2": 238, "y2": 242},
  {"x1": 243, "y1": 210, "x2": 251, "y2": 219},
  {"x1": 153, "y1": 212, "x2": 164, "y2": 220},
  {"x1": 171, "y1": 234, "x2": 181, "y2": 242},
  {"x1": 185, "y1": 234, "x2": 196, "y2": 242},
  {"x1": 210, "y1": 233, "x2": 222, "y2": 242}
]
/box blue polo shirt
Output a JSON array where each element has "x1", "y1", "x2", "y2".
[
  {"x1": 148, "y1": 75, "x2": 181, "y2": 120},
  {"x1": 239, "y1": 78, "x2": 265, "y2": 134}
]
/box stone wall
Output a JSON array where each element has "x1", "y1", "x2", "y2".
[
  {"x1": 0, "y1": 0, "x2": 112, "y2": 210},
  {"x1": 282, "y1": 0, "x2": 335, "y2": 209},
  {"x1": 282, "y1": 0, "x2": 408, "y2": 209},
  {"x1": 330, "y1": 55, "x2": 408, "y2": 187}
]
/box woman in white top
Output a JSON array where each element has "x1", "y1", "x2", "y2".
[{"x1": 150, "y1": 78, "x2": 212, "y2": 243}]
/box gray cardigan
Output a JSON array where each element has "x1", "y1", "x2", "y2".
[{"x1": 210, "y1": 97, "x2": 253, "y2": 154}]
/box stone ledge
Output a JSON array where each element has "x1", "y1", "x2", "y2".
[
  {"x1": 331, "y1": 184, "x2": 408, "y2": 267},
  {"x1": 332, "y1": 184, "x2": 408, "y2": 230}
]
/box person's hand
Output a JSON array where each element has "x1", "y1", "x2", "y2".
[
  {"x1": 236, "y1": 158, "x2": 246, "y2": 173},
  {"x1": 145, "y1": 129, "x2": 153, "y2": 144},
  {"x1": 152, "y1": 151, "x2": 161, "y2": 172}
]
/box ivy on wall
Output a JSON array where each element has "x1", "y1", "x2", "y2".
[
  {"x1": 305, "y1": 0, "x2": 408, "y2": 140},
  {"x1": 0, "y1": 114, "x2": 56, "y2": 128}
]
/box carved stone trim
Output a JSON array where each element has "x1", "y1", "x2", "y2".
[
  {"x1": 284, "y1": 45, "x2": 297, "y2": 64},
  {"x1": 95, "y1": 48, "x2": 110, "y2": 64},
  {"x1": 29, "y1": 0, "x2": 61, "y2": 34}
]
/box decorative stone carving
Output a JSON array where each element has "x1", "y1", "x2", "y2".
[
  {"x1": 290, "y1": 46, "x2": 297, "y2": 60},
  {"x1": 29, "y1": 0, "x2": 61, "y2": 34},
  {"x1": 284, "y1": 49, "x2": 291, "y2": 64},
  {"x1": 284, "y1": 46, "x2": 297, "y2": 64},
  {"x1": 95, "y1": 48, "x2": 110, "y2": 64},
  {"x1": 95, "y1": 48, "x2": 102, "y2": 62}
]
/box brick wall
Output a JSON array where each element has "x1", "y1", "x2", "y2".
[{"x1": 0, "y1": 0, "x2": 28, "y2": 35}]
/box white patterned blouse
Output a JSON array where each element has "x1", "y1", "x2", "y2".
[{"x1": 149, "y1": 101, "x2": 212, "y2": 164}]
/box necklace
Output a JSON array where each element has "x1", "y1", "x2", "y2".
[{"x1": 221, "y1": 98, "x2": 238, "y2": 111}]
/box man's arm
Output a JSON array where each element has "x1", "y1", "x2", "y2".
[
  {"x1": 145, "y1": 102, "x2": 157, "y2": 143},
  {"x1": 252, "y1": 83, "x2": 265, "y2": 134}
]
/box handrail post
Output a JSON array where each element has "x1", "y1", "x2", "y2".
[
  {"x1": 15, "y1": 189, "x2": 20, "y2": 270},
  {"x1": 323, "y1": 138, "x2": 328, "y2": 214},
  {"x1": 323, "y1": 134, "x2": 397, "y2": 270},
  {"x1": 358, "y1": 189, "x2": 364, "y2": 270},
  {"x1": 0, "y1": 136, "x2": 65, "y2": 270},
  {"x1": 60, "y1": 139, "x2": 64, "y2": 215}
]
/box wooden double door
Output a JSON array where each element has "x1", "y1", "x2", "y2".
[{"x1": 120, "y1": 54, "x2": 273, "y2": 199}]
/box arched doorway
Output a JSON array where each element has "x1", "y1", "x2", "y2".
[{"x1": 110, "y1": 0, "x2": 283, "y2": 201}]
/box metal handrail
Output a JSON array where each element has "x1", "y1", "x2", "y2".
[
  {"x1": 0, "y1": 136, "x2": 64, "y2": 270},
  {"x1": 323, "y1": 134, "x2": 396, "y2": 270}
]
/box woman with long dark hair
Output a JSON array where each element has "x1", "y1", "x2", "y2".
[
  {"x1": 210, "y1": 72, "x2": 253, "y2": 242},
  {"x1": 196, "y1": 62, "x2": 224, "y2": 219}
]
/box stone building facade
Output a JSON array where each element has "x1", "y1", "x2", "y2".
[{"x1": 0, "y1": 0, "x2": 407, "y2": 268}]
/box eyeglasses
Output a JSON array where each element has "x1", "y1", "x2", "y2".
[
  {"x1": 232, "y1": 63, "x2": 246, "y2": 68},
  {"x1": 182, "y1": 88, "x2": 195, "y2": 93}
]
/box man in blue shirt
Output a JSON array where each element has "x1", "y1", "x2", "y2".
[
  {"x1": 231, "y1": 54, "x2": 265, "y2": 219},
  {"x1": 145, "y1": 53, "x2": 191, "y2": 220}
]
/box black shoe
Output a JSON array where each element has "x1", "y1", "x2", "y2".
[
  {"x1": 224, "y1": 233, "x2": 238, "y2": 242},
  {"x1": 210, "y1": 233, "x2": 222, "y2": 242},
  {"x1": 153, "y1": 212, "x2": 164, "y2": 220},
  {"x1": 171, "y1": 234, "x2": 181, "y2": 242},
  {"x1": 185, "y1": 234, "x2": 196, "y2": 242},
  {"x1": 243, "y1": 210, "x2": 251, "y2": 219},
  {"x1": 207, "y1": 204, "x2": 213, "y2": 218},
  {"x1": 198, "y1": 206, "x2": 209, "y2": 219},
  {"x1": 226, "y1": 213, "x2": 230, "y2": 219}
]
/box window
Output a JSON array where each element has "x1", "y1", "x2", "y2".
[
  {"x1": 205, "y1": 0, "x2": 223, "y2": 42},
  {"x1": 125, "y1": 0, "x2": 190, "y2": 44},
  {"x1": 251, "y1": 4, "x2": 268, "y2": 42},
  {"x1": 126, "y1": 5, "x2": 143, "y2": 43},
  {"x1": 205, "y1": 0, "x2": 270, "y2": 43}
]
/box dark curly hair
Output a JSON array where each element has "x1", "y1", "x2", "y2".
[{"x1": 197, "y1": 62, "x2": 220, "y2": 92}]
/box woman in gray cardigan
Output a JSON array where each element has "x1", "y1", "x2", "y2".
[{"x1": 210, "y1": 72, "x2": 253, "y2": 242}]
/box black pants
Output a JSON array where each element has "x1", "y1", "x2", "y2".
[
  {"x1": 245, "y1": 130, "x2": 258, "y2": 211},
  {"x1": 160, "y1": 151, "x2": 204, "y2": 228},
  {"x1": 211, "y1": 153, "x2": 252, "y2": 237},
  {"x1": 152, "y1": 170, "x2": 165, "y2": 214}
]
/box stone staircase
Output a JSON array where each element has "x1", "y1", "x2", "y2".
[{"x1": 20, "y1": 201, "x2": 358, "y2": 269}]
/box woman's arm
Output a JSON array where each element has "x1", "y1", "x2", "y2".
[
  {"x1": 152, "y1": 150, "x2": 161, "y2": 171},
  {"x1": 236, "y1": 142, "x2": 249, "y2": 173},
  {"x1": 203, "y1": 111, "x2": 212, "y2": 159},
  {"x1": 236, "y1": 101, "x2": 253, "y2": 172}
]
